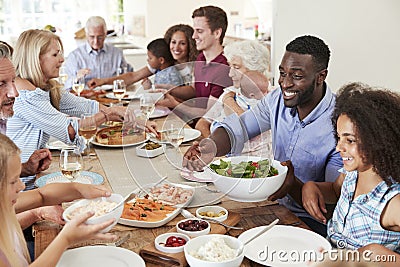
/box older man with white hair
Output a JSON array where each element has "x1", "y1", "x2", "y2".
[{"x1": 64, "y1": 16, "x2": 133, "y2": 89}]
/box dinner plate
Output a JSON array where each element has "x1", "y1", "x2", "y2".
[
  {"x1": 35, "y1": 171, "x2": 104, "y2": 188},
  {"x1": 91, "y1": 135, "x2": 149, "y2": 148},
  {"x1": 94, "y1": 84, "x2": 113, "y2": 91},
  {"x1": 148, "y1": 106, "x2": 171, "y2": 119},
  {"x1": 180, "y1": 168, "x2": 214, "y2": 183},
  {"x1": 154, "y1": 128, "x2": 201, "y2": 144},
  {"x1": 56, "y1": 246, "x2": 145, "y2": 267},
  {"x1": 238, "y1": 225, "x2": 331, "y2": 267},
  {"x1": 45, "y1": 140, "x2": 75, "y2": 150},
  {"x1": 118, "y1": 182, "x2": 195, "y2": 228},
  {"x1": 105, "y1": 91, "x2": 142, "y2": 100}
]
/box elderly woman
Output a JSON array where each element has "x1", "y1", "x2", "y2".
[
  {"x1": 195, "y1": 40, "x2": 272, "y2": 155},
  {"x1": 6, "y1": 29, "x2": 155, "y2": 190}
]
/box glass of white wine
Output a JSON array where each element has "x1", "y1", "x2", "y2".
[
  {"x1": 58, "y1": 66, "x2": 68, "y2": 85},
  {"x1": 78, "y1": 113, "x2": 97, "y2": 157},
  {"x1": 140, "y1": 93, "x2": 156, "y2": 118},
  {"x1": 113, "y1": 79, "x2": 126, "y2": 103},
  {"x1": 72, "y1": 76, "x2": 85, "y2": 97},
  {"x1": 59, "y1": 148, "x2": 83, "y2": 182},
  {"x1": 164, "y1": 124, "x2": 185, "y2": 169}
]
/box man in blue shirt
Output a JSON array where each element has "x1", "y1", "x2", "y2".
[
  {"x1": 183, "y1": 35, "x2": 343, "y2": 236},
  {"x1": 64, "y1": 16, "x2": 133, "y2": 89}
]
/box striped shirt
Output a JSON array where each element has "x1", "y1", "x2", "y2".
[
  {"x1": 64, "y1": 42, "x2": 133, "y2": 89},
  {"x1": 6, "y1": 88, "x2": 99, "y2": 190},
  {"x1": 154, "y1": 65, "x2": 184, "y2": 86},
  {"x1": 327, "y1": 169, "x2": 400, "y2": 253}
]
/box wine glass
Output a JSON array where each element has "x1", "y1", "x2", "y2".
[
  {"x1": 79, "y1": 113, "x2": 97, "y2": 157},
  {"x1": 164, "y1": 123, "x2": 185, "y2": 169},
  {"x1": 113, "y1": 79, "x2": 126, "y2": 103},
  {"x1": 59, "y1": 148, "x2": 83, "y2": 182},
  {"x1": 58, "y1": 66, "x2": 68, "y2": 85},
  {"x1": 72, "y1": 76, "x2": 85, "y2": 97},
  {"x1": 140, "y1": 93, "x2": 156, "y2": 118}
]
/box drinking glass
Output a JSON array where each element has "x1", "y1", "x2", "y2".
[
  {"x1": 140, "y1": 93, "x2": 156, "y2": 118},
  {"x1": 58, "y1": 66, "x2": 68, "y2": 85},
  {"x1": 164, "y1": 124, "x2": 185, "y2": 170},
  {"x1": 59, "y1": 148, "x2": 83, "y2": 182},
  {"x1": 113, "y1": 79, "x2": 126, "y2": 103},
  {"x1": 79, "y1": 113, "x2": 97, "y2": 157},
  {"x1": 72, "y1": 76, "x2": 85, "y2": 96}
]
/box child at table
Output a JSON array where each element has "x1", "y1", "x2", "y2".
[
  {"x1": 0, "y1": 134, "x2": 117, "y2": 266},
  {"x1": 141, "y1": 38, "x2": 183, "y2": 90},
  {"x1": 302, "y1": 82, "x2": 400, "y2": 261}
]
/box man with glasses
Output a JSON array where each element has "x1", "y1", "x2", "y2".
[{"x1": 64, "y1": 16, "x2": 132, "y2": 89}]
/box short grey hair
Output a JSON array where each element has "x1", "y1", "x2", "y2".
[
  {"x1": 0, "y1": 41, "x2": 12, "y2": 59},
  {"x1": 85, "y1": 16, "x2": 107, "y2": 33},
  {"x1": 224, "y1": 40, "x2": 270, "y2": 76}
]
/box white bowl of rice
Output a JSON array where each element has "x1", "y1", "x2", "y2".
[
  {"x1": 184, "y1": 234, "x2": 244, "y2": 267},
  {"x1": 62, "y1": 193, "x2": 123, "y2": 233}
]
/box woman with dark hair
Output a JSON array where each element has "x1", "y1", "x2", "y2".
[{"x1": 87, "y1": 24, "x2": 199, "y2": 88}]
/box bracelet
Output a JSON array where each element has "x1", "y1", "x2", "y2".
[{"x1": 100, "y1": 109, "x2": 110, "y2": 121}]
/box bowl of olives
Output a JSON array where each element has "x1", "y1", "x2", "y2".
[
  {"x1": 176, "y1": 218, "x2": 210, "y2": 237},
  {"x1": 136, "y1": 141, "x2": 165, "y2": 158}
]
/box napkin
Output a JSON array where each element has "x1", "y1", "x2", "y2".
[{"x1": 139, "y1": 212, "x2": 241, "y2": 267}]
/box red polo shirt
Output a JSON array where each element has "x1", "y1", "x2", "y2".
[{"x1": 194, "y1": 52, "x2": 232, "y2": 99}]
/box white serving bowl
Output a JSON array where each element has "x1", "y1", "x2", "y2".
[
  {"x1": 208, "y1": 156, "x2": 288, "y2": 202},
  {"x1": 196, "y1": 206, "x2": 228, "y2": 222},
  {"x1": 154, "y1": 232, "x2": 190, "y2": 254},
  {"x1": 176, "y1": 218, "x2": 210, "y2": 238},
  {"x1": 63, "y1": 193, "x2": 123, "y2": 233},
  {"x1": 184, "y1": 234, "x2": 244, "y2": 267},
  {"x1": 135, "y1": 142, "x2": 165, "y2": 158}
]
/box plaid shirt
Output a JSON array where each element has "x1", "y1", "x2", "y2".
[{"x1": 327, "y1": 169, "x2": 400, "y2": 253}]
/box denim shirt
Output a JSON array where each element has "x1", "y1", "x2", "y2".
[{"x1": 215, "y1": 84, "x2": 343, "y2": 218}]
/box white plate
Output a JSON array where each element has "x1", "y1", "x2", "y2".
[
  {"x1": 105, "y1": 91, "x2": 142, "y2": 100},
  {"x1": 56, "y1": 246, "x2": 145, "y2": 267},
  {"x1": 238, "y1": 225, "x2": 331, "y2": 267},
  {"x1": 118, "y1": 182, "x2": 195, "y2": 228},
  {"x1": 94, "y1": 84, "x2": 113, "y2": 91},
  {"x1": 154, "y1": 128, "x2": 201, "y2": 144},
  {"x1": 180, "y1": 169, "x2": 214, "y2": 183},
  {"x1": 35, "y1": 171, "x2": 104, "y2": 187},
  {"x1": 148, "y1": 106, "x2": 171, "y2": 119},
  {"x1": 91, "y1": 136, "x2": 149, "y2": 148},
  {"x1": 45, "y1": 140, "x2": 75, "y2": 150}
]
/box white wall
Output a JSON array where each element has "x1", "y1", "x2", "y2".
[{"x1": 272, "y1": 0, "x2": 400, "y2": 92}]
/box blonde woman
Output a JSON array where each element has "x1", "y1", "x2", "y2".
[
  {"x1": 7, "y1": 29, "x2": 156, "y2": 190},
  {"x1": 0, "y1": 134, "x2": 116, "y2": 267}
]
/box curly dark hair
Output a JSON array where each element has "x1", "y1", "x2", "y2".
[
  {"x1": 192, "y1": 5, "x2": 227, "y2": 45},
  {"x1": 286, "y1": 35, "x2": 330, "y2": 72},
  {"x1": 164, "y1": 24, "x2": 199, "y2": 62},
  {"x1": 147, "y1": 38, "x2": 174, "y2": 65},
  {"x1": 332, "y1": 82, "x2": 400, "y2": 184}
]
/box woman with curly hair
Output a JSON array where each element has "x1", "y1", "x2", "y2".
[
  {"x1": 302, "y1": 82, "x2": 400, "y2": 262},
  {"x1": 87, "y1": 24, "x2": 199, "y2": 88}
]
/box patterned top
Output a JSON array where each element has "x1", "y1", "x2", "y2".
[
  {"x1": 327, "y1": 169, "x2": 400, "y2": 253},
  {"x1": 6, "y1": 88, "x2": 98, "y2": 190},
  {"x1": 154, "y1": 65, "x2": 184, "y2": 86},
  {"x1": 214, "y1": 84, "x2": 343, "y2": 219},
  {"x1": 64, "y1": 42, "x2": 133, "y2": 89}
]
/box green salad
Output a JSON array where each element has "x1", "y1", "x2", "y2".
[{"x1": 210, "y1": 159, "x2": 278, "y2": 178}]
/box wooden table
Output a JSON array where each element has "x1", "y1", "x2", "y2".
[{"x1": 33, "y1": 98, "x2": 310, "y2": 266}]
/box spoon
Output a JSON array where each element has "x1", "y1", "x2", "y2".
[
  {"x1": 180, "y1": 209, "x2": 243, "y2": 230},
  {"x1": 107, "y1": 191, "x2": 137, "y2": 213},
  {"x1": 236, "y1": 218, "x2": 279, "y2": 256}
]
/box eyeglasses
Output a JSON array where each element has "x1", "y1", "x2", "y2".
[{"x1": 88, "y1": 35, "x2": 106, "y2": 41}]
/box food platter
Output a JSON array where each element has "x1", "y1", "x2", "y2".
[
  {"x1": 35, "y1": 171, "x2": 104, "y2": 187},
  {"x1": 105, "y1": 91, "x2": 142, "y2": 100},
  {"x1": 56, "y1": 246, "x2": 145, "y2": 267},
  {"x1": 91, "y1": 126, "x2": 148, "y2": 148},
  {"x1": 118, "y1": 182, "x2": 195, "y2": 228},
  {"x1": 238, "y1": 225, "x2": 331, "y2": 267}
]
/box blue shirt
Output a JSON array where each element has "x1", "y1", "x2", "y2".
[
  {"x1": 6, "y1": 88, "x2": 99, "y2": 190},
  {"x1": 154, "y1": 65, "x2": 184, "y2": 86},
  {"x1": 216, "y1": 84, "x2": 342, "y2": 218},
  {"x1": 64, "y1": 42, "x2": 133, "y2": 89},
  {"x1": 328, "y1": 169, "x2": 400, "y2": 253}
]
